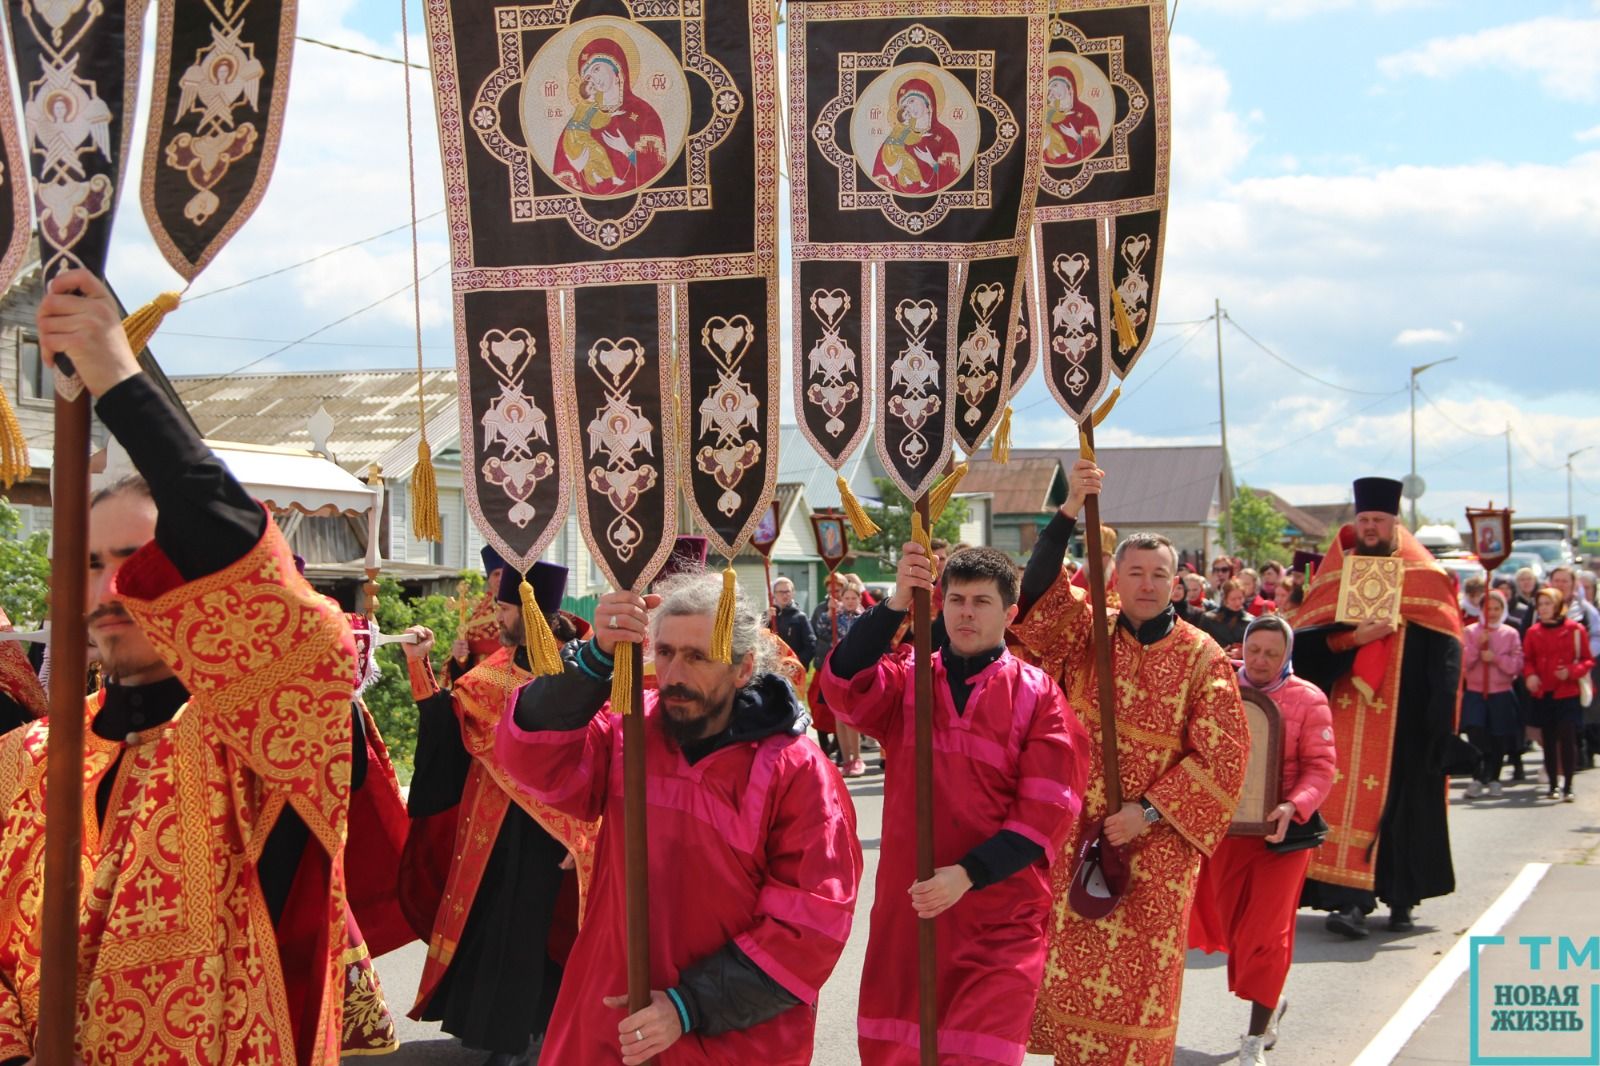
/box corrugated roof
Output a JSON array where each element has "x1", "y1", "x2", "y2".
[
  {"x1": 171, "y1": 368, "x2": 457, "y2": 475},
  {"x1": 777, "y1": 425, "x2": 886, "y2": 510},
  {"x1": 957, "y1": 455, "x2": 1064, "y2": 515},
  {"x1": 1011, "y1": 445, "x2": 1228, "y2": 525}
]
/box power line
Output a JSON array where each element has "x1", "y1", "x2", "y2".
[
  {"x1": 184, "y1": 210, "x2": 446, "y2": 303},
  {"x1": 1234, "y1": 387, "x2": 1408, "y2": 470},
  {"x1": 1414, "y1": 383, "x2": 1504, "y2": 439},
  {"x1": 1123, "y1": 319, "x2": 1211, "y2": 398},
  {"x1": 160, "y1": 330, "x2": 450, "y2": 351},
  {"x1": 1222, "y1": 313, "x2": 1395, "y2": 397},
  {"x1": 1012, "y1": 317, "x2": 1212, "y2": 415},
  {"x1": 176, "y1": 262, "x2": 449, "y2": 396},
  {"x1": 296, "y1": 35, "x2": 426, "y2": 70}
]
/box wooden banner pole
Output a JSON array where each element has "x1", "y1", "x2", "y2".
[
  {"x1": 1081, "y1": 422, "x2": 1123, "y2": 814},
  {"x1": 913, "y1": 493, "x2": 938, "y2": 1066},
  {"x1": 624, "y1": 640, "x2": 652, "y2": 1042},
  {"x1": 38, "y1": 389, "x2": 91, "y2": 1066}
]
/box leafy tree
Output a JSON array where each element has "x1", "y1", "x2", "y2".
[
  {"x1": 1228, "y1": 486, "x2": 1291, "y2": 567},
  {"x1": 0, "y1": 498, "x2": 49, "y2": 628},
  {"x1": 858, "y1": 477, "x2": 971, "y2": 561},
  {"x1": 361, "y1": 572, "x2": 483, "y2": 780}
]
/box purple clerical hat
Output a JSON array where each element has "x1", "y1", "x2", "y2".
[
  {"x1": 496, "y1": 560, "x2": 569, "y2": 614},
  {"x1": 659, "y1": 536, "x2": 709, "y2": 580},
  {"x1": 481, "y1": 545, "x2": 508, "y2": 580}
]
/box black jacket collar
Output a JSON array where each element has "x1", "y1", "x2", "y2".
[
  {"x1": 1118, "y1": 605, "x2": 1176, "y2": 646},
  {"x1": 682, "y1": 673, "x2": 807, "y2": 765},
  {"x1": 93, "y1": 675, "x2": 190, "y2": 742}
]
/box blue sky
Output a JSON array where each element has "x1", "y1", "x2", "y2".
[{"x1": 105, "y1": 0, "x2": 1600, "y2": 525}]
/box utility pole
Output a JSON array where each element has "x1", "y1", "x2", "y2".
[
  {"x1": 1505, "y1": 424, "x2": 1514, "y2": 510},
  {"x1": 1568, "y1": 446, "x2": 1595, "y2": 542},
  {"x1": 1407, "y1": 357, "x2": 1457, "y2": 530},
  {"x1": 1215, "y1": 298, "x2": 1232, "y2": 553}
]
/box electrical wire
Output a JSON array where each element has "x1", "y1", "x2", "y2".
[
  {"x1": 1122, "y1": 319, "x2": 1212, "y2": 398},
  {"x1": 1233, "y1": 387, "x2": 1408, "y2": 470},
  {"x1": 1222, "y1": 313, "x2": 1395, "y2": 397},
  {"x1": 1414, "y1": 383, "x2": 1503, "y2": 439},
  {"x1": 296, "y1": 35, "x2": 426, "y2": 70},
  {"x1": 159, "y1": 331, "x2": 448, "y2": 350},
  {"x1": 184, "y1": 211, "x2": 446, "y2": 302},
  {"x1": 176, "y1": 262, "x2": 449, "y2": 396}
]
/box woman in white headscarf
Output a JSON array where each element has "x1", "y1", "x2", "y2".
[{"x1": 1189, "y1": 615, "x2": 1337, "y2": 1066}]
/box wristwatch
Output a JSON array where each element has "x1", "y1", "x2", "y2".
[{"x1": 1138, "y1": 797, "x2": 1161, "y2": 825}]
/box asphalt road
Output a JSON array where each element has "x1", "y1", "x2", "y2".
[{"x1": 359, "y1": 755, "x2": 1600, "y2": 1066}]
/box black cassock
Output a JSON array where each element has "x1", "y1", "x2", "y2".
[{"x1": 1294, "y1": 622, "x2": 1462, "y2": 912}]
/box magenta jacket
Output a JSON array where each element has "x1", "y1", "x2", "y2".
[
  {"x1": 1244, "y1": 671, "x2": 1337, "y2": 822},
  {"x1": 1463, "y1": 622, "x2": 1524, "y2": 695}
]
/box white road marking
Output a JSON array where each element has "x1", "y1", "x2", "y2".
[{"x1": 1349, "y1": 861, "x2": 1553, "y2": 1066}]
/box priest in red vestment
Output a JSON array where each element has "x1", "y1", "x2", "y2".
[
  {"x1": 401, "y1": 556, "x2": 596, "y2": 1065},
  {"x1": 496, "y1": 572, "x2": 862, "y2": 1065},
  {"x1": 823, "y1": 545, "x2": 1088, "y2": 1065},
  {"x1": 0, "y1": 609, "x2": 44, "y2": 735},
  {"x1": 1012, "y1": 458, "x2": 1250, "y2": 1066},
  {"x1": 0, "y1": 270, "x2": 360, "y2": 1065},
  {"x1": 1289, "y1": 477, "x2": 1462, "y2": 937}
]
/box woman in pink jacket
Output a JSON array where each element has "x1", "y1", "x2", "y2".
[
  {"x1": 1190, "y1": 615, "x2": 1337, "y2": 1066},
  {"x1": 1461, "y1": 590, "x2": 1524, "y2": 798}
]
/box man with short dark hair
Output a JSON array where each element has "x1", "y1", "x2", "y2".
[
  {"x1": 1014, "y1": 459, "x2": 1250, "y2": 1066},
  {"x1": 823, "y1": 544, "x2": 1087, "y2": 1064},
  {"x1": 1294, "y1": 477, "x2": 1463, "y2": 937},
  {"x1": 496, "y1": 573, "x2": 862, "y2": 1064}
]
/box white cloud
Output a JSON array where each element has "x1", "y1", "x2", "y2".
[
  {"x1": 1393, "y1": 321, "x2": 1465, "y2": 346},
  {"x1": 1168, "y1": 35, "x2": 1256, "y2": 191},
  {"x1": 1379, "y1": 17, "x2": 1600, "y2": 103},
  {"x1": 1186, "y1": 0, "x2": 1437, "y2": 18},
  {"x1": 1577, "y1": 124, "x2": 1600, "y2": 142}
]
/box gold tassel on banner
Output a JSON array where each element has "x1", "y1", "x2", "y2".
[
  {"x1": 1092, "y1": 386, "x2": 1121, "y2": 427},
  {"x1": 992, "y1": 406, "x2": 1014, "y2": 464},
  {"x1": 122, "y1": 291, "x2": 183, "y2": 353},
  {"x1": 927, "y1": 461, "x2": 969, "y2": 523},
  {"x1": 711, "y1": 564, "x2": 737, "y2": 664},
  {"x1": 837, "y1": 475, "x2": 881, "y2": 539},
  {"x1": 1078, "y1": 429, "x2": 1095, "y2": 463},
  {"x1": 1111, "y1": 290, "x2": 1139, "y2": 354},
  {"x1": 911, "y1": 510, "x2": 932, "y2": 553},
  {"x1": 0, "y1": 382, "x2": 28, "y2": 489},
  {"x1": 411, "y1": 436, "x2": 443, "y2": 542},
  {"x1": 611, "y1": 643, "x2": 634, "y2": 715},
  {"x1": 517, "y1": 574, "x2": 564, "y2": 676}
]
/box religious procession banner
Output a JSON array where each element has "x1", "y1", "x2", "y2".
[
  {"x1": 141, "y1": 0, "x2": 297, "y2": 280},
  {"x1": 788, "y1": 1, "x2": 1048, "y2": 498},
  {"x1": 1028, "y1": 0, "x2": 1169, "y2": 423},
  {"x1": 0, "y1": 32, "x2": 30, "y2": 296},
  {"x1": 424, "y1": 0, "x2": 780, "y2": 588}
]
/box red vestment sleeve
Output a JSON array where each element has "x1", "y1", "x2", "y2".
[
  {"x1": 818, "y1": 645, "x2": 913, "y2": 739},
  {"x1": 732, "y1": 749, "x2": 863, "y2": 1005},
  {"x1": 1002, "y1": 678, "x2": 1089, "y2": 864},
  {"x1": 1010, "y1": 572, "x2": 1094, "y2": 693},
  {"x1": 1144, "y1": 649, "x2": 1251, "y2": 857},
  {"x1": 496, "y1": 708, "x2": 617, "y2": 824}
]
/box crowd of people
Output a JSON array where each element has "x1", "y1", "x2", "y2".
[{"x1": 0, "y1": 274, "x2": 1591, "y2": 1066}]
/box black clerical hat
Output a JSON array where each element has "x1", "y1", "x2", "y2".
[{"x1": 1352, "y1": 477, "x2": 1403, "y2": 516}]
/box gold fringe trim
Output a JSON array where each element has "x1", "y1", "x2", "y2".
[
  {"x1": 122, "y1": 291, "x2": 182, "y2": 353},
  {"x1": 411, "y1": 436, "x2": 442, "y2": 543},
  {"x1": 837, "y1": 475, "x2": 881, "y2": 540},
  {"x1": 927, "y1": 461, "x2": 969, "y2": 523},
  {"x1": 1092, "y1": 386, "x2": 1121, "y2": 428},
  {"x1": 518, "y1": 575, "x2": 564, "y2": 677},
  {"x1": 0, "y1": 382, "x2": 28, "y2": 490},
  {"x1": 991, "y1": 405, "x2": 1013, "y2": 464},
  {"x1": 611, "y1": 642, "x2": 634, "y2": 715},
  {"x1": 1112, "y1": 290, "x2": 1139, "y2": 354},
  {"x1": 711, "y1": 564, "x2": 737, "y2": 664}
]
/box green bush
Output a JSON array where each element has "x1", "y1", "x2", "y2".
[
  {"x1": 0, "y1": 498, "x2": 49, "y2": 628},
  {"x1": 362, "y1": 572, "x2": 484, "y2": 781}
]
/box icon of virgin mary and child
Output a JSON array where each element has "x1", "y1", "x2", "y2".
[
  {"x1": 870, "y1": 75, "x2": 963, "y2": 195},
  {"x1": 554, "y1": 34, "x2": 669, "y2": 196},
  {"x1": 1042, "y1": 62, "x2": 1103, "y2": 166}
]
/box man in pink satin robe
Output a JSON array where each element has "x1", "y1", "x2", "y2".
[{"x1": 823, "y1": 545, "x2": 1089, "y2": 1066}]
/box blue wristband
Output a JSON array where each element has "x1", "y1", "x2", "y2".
[
  {"x1": 586, "y1": 640, "x2": 616, "y2": 666},
  {"x1": 574, "y1": 642, "x2": 611, "y2": 682},
  {"x1": 665, "y1": 987, "x2": 693, "y2": 1034}
]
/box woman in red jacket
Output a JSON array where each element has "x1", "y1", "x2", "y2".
[
  {"x1": 1523, "y1": 587, "x2": 1595, "y2": 802},
  {"x1": 1190, "y1": 615, "x2": 1337, "y2": 1065}
]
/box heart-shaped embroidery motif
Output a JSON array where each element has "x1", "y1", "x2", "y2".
[
  {"x1": 1121, "y1": 234, "x2": 1151, "y2": 269},
  {"x1": 590, "y1": 338, "x2": 644, "y2": 383},
  {"x1": 1053, "y1": 253, "x2": 1091, "y2": 289},
  {"x1": 896, "y1": 299, "x2": 937, "y2": 338},
  {"x1": 811, "y1": 289, "x2": 849, "y2": 328},
  {"x1": 970, "y1": 283, "x2": 1005, "y2": 319},
  {"x1": 479, "y1": 328, "x2": 537, "y2": 382},
  {"x1": 703, "y1": 315, "x2": 753, "y2": 361}
]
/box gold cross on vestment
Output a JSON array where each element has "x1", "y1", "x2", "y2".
[
  {"x1": 1084, "y1": 962, "x2": 1124, "y2": 1010},
  {"x1": 1364, "y1": 774, "x2": 1380, "y2": 791}
]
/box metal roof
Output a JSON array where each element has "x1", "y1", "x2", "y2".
[
  {"x1": 1011, "y1": 445, "x2": 1230, "y2": 525},
  {"x1": 957, "y1": 455, "x2": 1065, "y2": 516},
  {"x1": 776, "y1": 425, "x2": 887, "y2": 510},
  {"x1": 170, "y1": 368, "x2": 457, "y2": 475}
]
